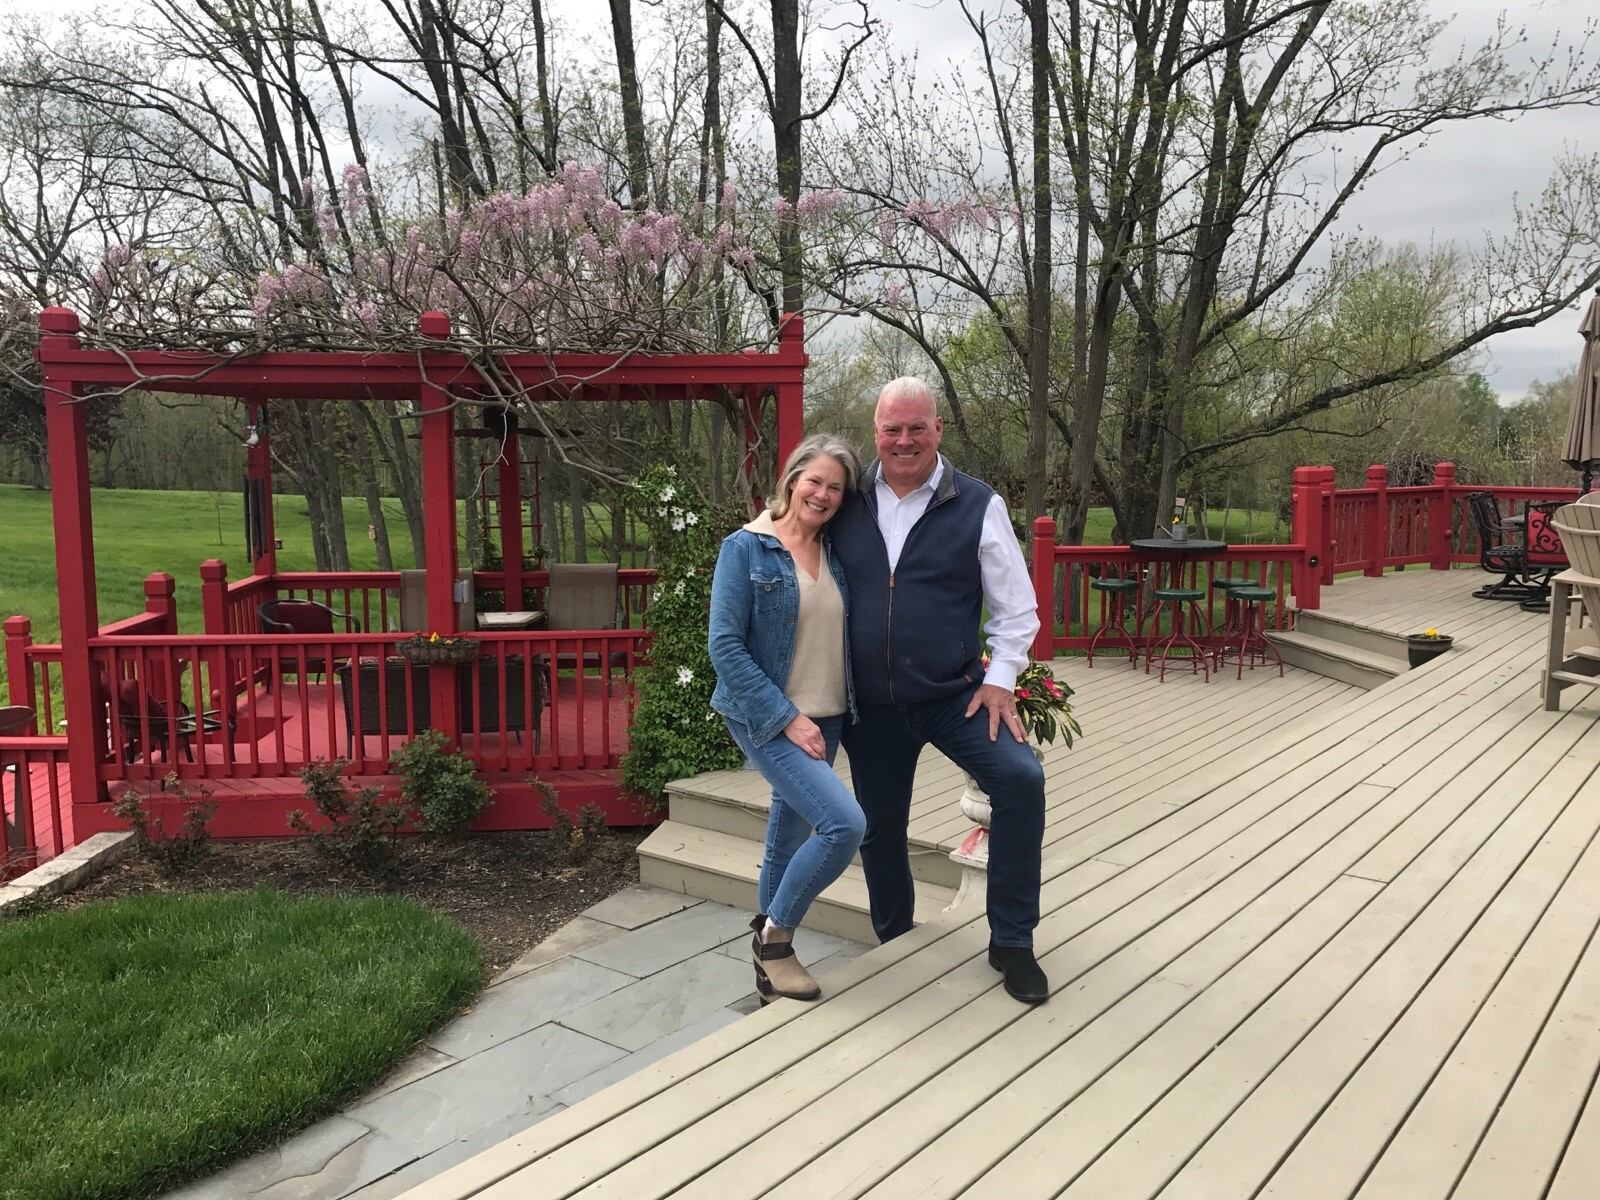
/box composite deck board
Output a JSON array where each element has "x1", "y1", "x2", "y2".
[{"x1": 404, "y1": 570, "x2": 1600, "y2": 1200}]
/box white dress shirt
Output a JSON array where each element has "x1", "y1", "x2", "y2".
[{"x1": 872, "y1": 457, "x2": 1040, "y2": 693}]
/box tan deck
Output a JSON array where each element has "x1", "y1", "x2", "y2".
[{"x1": 406, "y1": 567, "x2": 1600, "y2": 1199}]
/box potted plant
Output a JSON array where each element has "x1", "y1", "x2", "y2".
[
  {"x1": 1167, "y1": 516, "x2": 1190, "y2": 543},
  {"x1": 1405, "y1": 628, "x2": 1453, "y2": 668}
]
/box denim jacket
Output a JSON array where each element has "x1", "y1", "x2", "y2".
[{"x1": 708, "y1": 511, "x2": 857, "y2": 745}]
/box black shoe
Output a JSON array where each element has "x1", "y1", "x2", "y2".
[{"x1": 988, "y1": 942, "x2": 1049, "y2": 1005}]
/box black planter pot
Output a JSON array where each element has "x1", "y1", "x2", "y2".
[{"x1": 1405, "y1": 634, "x2": 1453, "y2": 668}]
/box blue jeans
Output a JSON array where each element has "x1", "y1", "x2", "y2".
[
  {"x1": 726, "y1": 715, "x2": 866, "y2": 930},
  {"x1": 842, "y1": 691, "x2": 1045, "y2": 948}
]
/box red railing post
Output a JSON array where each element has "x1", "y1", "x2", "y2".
[
  {"x1": 200, "y1": 560, "x2": 230, "y2": 634},
  {"x1": 1365, "y1": 464, "x2": 1388, "y2": 577},
  {"x1": 419, "y1": 309, "x2": 462, "y2": 743},
  {"x1": 40, "y1": 306, "x2": 108, "y2": 805},
  {"x1": 1318, "y1": 467, "x2": 1337, "y2": 585},
  {"x1": 1031, "y1": 516, "x2": 1057, "y2": 660},
  {"x1": 1430, "y1": 461, "x2": 1457, "y2": 570},
  {"x1": 1290, "y1": 467, "x2": 1324, "y2": 610},
  {"x1": 143, "y1": 572, "x2": 177, "y2": 634},
  {"x1": 775, "y1": 313, "x2": 807, "y2": 470},
  {"x1": 4, "y1": 615, "x2": 33, "y2": 715}
]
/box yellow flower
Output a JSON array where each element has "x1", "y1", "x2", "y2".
[
  {"x1": 429, "y1": 632, "x2": 440, "y2": 642},
  {"x1": 1423, "y1": 628, "x2": 1439, "y2": 638}
]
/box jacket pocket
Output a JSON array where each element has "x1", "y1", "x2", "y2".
[{"x1": 750, "y1": 572, "x2": 785, "y2": 615}]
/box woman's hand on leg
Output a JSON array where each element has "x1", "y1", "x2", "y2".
[{"x1": 783, "y1": 713, "x2": 827, "y2": 759}]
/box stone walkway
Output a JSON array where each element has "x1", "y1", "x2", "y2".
[{"x1": 165, "y1": 888, "x2": 865, "y2": 1200}]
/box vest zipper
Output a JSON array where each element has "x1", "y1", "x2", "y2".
[{"x1": 885, "y1": 572, "x2": 896, "y2": 704}]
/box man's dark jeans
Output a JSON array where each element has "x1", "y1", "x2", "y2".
[{"x1": 842, "y1": 691, "x2": 1045, "y2": 948}]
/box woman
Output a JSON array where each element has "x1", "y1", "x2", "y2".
[{"x1": 709, "y1": 434, "x2": 866, "y2": 1003}]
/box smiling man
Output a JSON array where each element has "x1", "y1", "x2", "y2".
[{"x1": 828, "y1": 376, "x2": 1049, "y2": 1004}]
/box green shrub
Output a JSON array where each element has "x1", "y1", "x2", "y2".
[
  {"x1": 288, "y1": 760, "x2": 408, "y2": 873},
  {"x1": 621, "y1": 464, "x2": 743, "y2": 801},
  {"x1": 110, "y1": 775, "x2": 218, "y2": 876},
  {"x1": 389, "y1": 729, "x2": 493, "y2": 833}
]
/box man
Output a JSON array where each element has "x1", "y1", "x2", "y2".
[{"x1": 829, "y1": 377, "x2": 1048, "y2": 1004}]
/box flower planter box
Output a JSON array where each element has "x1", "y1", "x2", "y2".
[{"x1": 396, "y1": 637, "x2": 482, "y2": 666}]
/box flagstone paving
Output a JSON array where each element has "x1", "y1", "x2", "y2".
[{"x1": 164, "y1": 889, "x2": 864, "y2": 1200}]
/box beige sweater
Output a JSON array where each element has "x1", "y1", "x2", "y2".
[{"x1": 745, "y1": 511, "x2": 847, "y2": 719}]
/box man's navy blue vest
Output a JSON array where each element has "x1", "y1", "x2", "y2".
[{"x1": 829, "y1": 457, "x2": 992, "y2": 706}]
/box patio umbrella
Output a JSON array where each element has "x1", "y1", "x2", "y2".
[{"x1": 1561, "y1": 289, "x2": 1600, "y2": 492}]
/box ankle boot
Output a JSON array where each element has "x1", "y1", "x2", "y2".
[{"x1": 749, "y1": 914, "x2": 821, "y2": 1002}]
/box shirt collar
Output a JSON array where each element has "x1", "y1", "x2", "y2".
[{"x1": 874, "y1": 455, "x2": 944, "y2": 501}]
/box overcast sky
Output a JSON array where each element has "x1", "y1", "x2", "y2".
[
  {"x1": 24, "y1": 0, "x2": 1599, "y2": 401},
  {"x1": 868, "y1": 0, "x2": 1598, "y2": 403}
]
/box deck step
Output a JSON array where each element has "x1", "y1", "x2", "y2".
[
  {"x1": 1268, "y1": 629, "x2": 1405, "y2": 690},
  {"x1": 1292, "y1": 609, "x2": 1412, "y2": 661},
  {"x1": 665, "y1": 770, "x2": 965, "y2": 891},
  {"x1": 638, "y1": 820, "x2": 956, "y2": 944}
]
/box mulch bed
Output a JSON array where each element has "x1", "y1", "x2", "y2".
[{"x1": 46, "y1": 827, "x2": 650, "y2": 977}]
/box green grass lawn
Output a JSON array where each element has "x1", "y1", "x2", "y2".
[{"x1": 0, "y1": 889, "x2": 480, "y2": 1200}]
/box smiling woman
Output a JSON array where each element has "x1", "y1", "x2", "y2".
[{"x1": 708, "y1": 433, "x2": 864, "y2": 1005}]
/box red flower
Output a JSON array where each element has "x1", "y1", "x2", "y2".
[{"x1": 1016, "y1": 687, "x2": 1031, "y2": 699}]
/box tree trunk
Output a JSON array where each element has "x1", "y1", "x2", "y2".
[
  {"x1": 364, "y1": 477, "x2": 394, "y2": 570},
  {"x1": 568, "y1": 466, "x2": 587, "y2": 562},
  {"x1": 609, "y1": 0, "x2": 652, "y2": 209},
  {"x1": 1023, "y1": 0, "x2": 1051, "y2": 525},
  {"x1": 770, "y1": 0, "x2": 803, "y2": 316}
]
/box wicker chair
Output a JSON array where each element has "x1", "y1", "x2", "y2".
[
  {"x1": 258, "y1": 599, "x2": 360, "y2": 680},
  {"x1": 335, "y1": 656, "x2": 543, "y2": 754}
]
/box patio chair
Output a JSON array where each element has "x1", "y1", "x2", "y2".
[
  {"x1": 257, "y1": 598, "x2": 360, "y2": 681},
  {"x1": 1518, "y1": 501, "x2": 1569, "y2": 611},
  {"x1": 1, "y1": 706, "x2": 35, "y2": 854},
  {"x1": 397, "y1": 569, "x2": 476, "y2": 633},
  {"x1": 545, "y1": 563, "x2": 631, "y2": 675},
  {"x1": 1465, "y1": 491, "x2": 1540, "y2": 602},
  {"x1": 113, "y1": 677, "x2": 230, "y2": 764},
  {"x1": 335, "y1": 655, "x2": 542, "y2": 754}
]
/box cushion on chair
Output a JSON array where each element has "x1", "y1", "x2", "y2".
[
  {"x1": 1154, "y1": 587, "x2": 1205, "y2": 602},
  {"x1": 1229, "y1": 586, "x2": 1275, "y2": 602}
]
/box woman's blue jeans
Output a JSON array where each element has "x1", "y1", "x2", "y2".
[{"x1": 726, "y1": 715, "x2": 866, "y2": 930}]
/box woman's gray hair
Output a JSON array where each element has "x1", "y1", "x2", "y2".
[{"x1": 768, "y1": 433, "x2": 862, "y2": 518}]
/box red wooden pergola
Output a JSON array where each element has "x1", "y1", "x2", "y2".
[{"x1": 3, "y1": 306, "x2": 805, "y2": 856}]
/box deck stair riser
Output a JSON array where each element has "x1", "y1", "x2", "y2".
[
  {"x1": 665, "y1": 777, "x2": 967, "y2": 892},
  {"x1": 1291, "y1": 609, "x2": 1412, "y2": 661},
  {"x1": 1269, "y1": 628, "x2": 1404, "y2": 690},
  {"x1": 638, "y1": 820, "x2": 954, "y2": 944}
]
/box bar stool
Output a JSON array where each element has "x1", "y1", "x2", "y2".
[
  {"x1": 1218, "y1": 585, "x2": 1285, "y2": 679},
  {"x1": 1210, "y1": 576, "x2": 1254, "y2": 668},
  {"x1": 1142, "y1": 586, "x2": 1211, "y2": 681},
  {"x1": 1087, "y1": 576, "x2": 1141, "y2": 668}
]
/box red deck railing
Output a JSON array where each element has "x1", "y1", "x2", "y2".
[
  {"x1": 206, "y1": 566, "x2": 656, "y2": 635},
  {"x1": 1030, "y1": 526, "x2": 1306, "y2": 658},
  {"x1": 1294, "y1": 463, "x2": 1581, "y2": 601},
  {"x1": 1, "y1": 735, "x2": 69, "y2": 879},
  {"x1": 88, "y1": 623, "x2": 648, "y2": 784}
]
